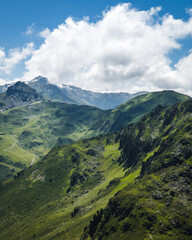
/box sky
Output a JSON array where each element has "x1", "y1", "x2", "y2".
[{"x1": 0, "y1": 0, "x2": 192, "y2": 95}]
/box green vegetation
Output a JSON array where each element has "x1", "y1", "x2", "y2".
[
  {"x1": 83, "y1": 100, "x2": 192, "y2": 240},
  {"x1": 0, "y1": 99, "x2": 192, "y2": 239},
  {"x1": 90, "y1": 90, "x2": 190, "y2": 134},
  {"x1": 0, "y1": 101, "x2": 106, "y2": 179},
  {"x1": 1, "y1": 90, "x2": 189, "y2": 182},
  {"x1": 0, "y1": 134, "x2": 132, "y2": 240}
]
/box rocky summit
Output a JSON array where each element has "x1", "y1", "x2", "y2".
[{"x1": 0, "y1": 81, "x2": 43, "y2": 110}]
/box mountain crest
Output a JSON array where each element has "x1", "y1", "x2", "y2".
[
  {"x1": 30, "y1": 76, "x2": 49, "y2": 85},
  {"x1": 0, "y1": 81, "x2": 43, "y2": 110}
]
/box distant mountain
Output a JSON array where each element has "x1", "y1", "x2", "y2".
[
  {"x1": 0, "y1": 81, "x2": 43, "y2": 110},
  {"x1": 28, "y1": 76, "x2": 76, "y2": 104},
  {"x1": 28, "y1": 76, "x2": 148, "y2": 109},
  {"x1": 1, "y1": 99, "x2": 192, "y2": 240},
  {"x1": 61, "y1": 82, "x2": 147, "y2": 110},
  {"x1": 0, "y1": 83, "x2": 12, "y2": 94},
  {"x1": 0, "y1": 76, "x2": 148, "y2": 109},
  {"x1": 90, "y1": 90, "x2": 191, "y2": 134}
]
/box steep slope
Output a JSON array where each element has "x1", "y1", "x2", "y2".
[
  {"x1": 83, "y1": 101, "x2": 192, "y2": 240},
  {"x1": 90, "y1": 90, "x2": 191, "y2": 134},
  {"x1": 0, "y1": 101, "x2": 106, "y2": 181},
  {"x1": 0, "y1": 81, "x2": 43, "y2": 110},
  {"x1": 0, "y1": 100, "x2": 192, "y2": 239}
]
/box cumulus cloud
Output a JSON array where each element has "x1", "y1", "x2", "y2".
[
  {"x1": 21, "y1": 3, "x2": 192, "y2": 94},
  {"x1": 0, "y1": 43, "x2": 34, "y2": 75}
]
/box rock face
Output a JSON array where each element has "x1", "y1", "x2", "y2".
[{"x1": 0, "y1": 81, "x2": 43, "y2": 110}]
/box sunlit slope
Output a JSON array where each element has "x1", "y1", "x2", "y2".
[
  {"x1": 84, "y1": 100, "x2": 192, "y2": 240},
  {"x1": 0, "y1": 134, "x2": 35, "y2": 181},
  {"x1": 0, "y1": 100, "x2": 192, "y2": 239}
]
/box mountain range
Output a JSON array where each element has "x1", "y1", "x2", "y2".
[
  {"x1": 0, "y1": 76, "x2": 148, "y2": 109},
  {"x1": 0, "y1": 78, "x2": 192, "y2": 240}
]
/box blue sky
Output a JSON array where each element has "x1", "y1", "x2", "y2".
[
  {"x1": 0, "y1": 0, "x2": 192, "y2": 94},
  {"x1": 1, "y1": 0, "x2": 191, "y2": 48}
]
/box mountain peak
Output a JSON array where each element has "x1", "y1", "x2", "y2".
[
  {"x1": 6, "y1": 81, "x2": 29, "y2": 94},
  {"x1": 6, "y1": 81, "x2": 40, "y2": 97},
  {"x1": 32, "y1": 76, "x2": 49, "y2": 84},
  {"x1": 0, "y1": 81, "x2": 43, "y2": 110},
  {"x1": 29, "y1": 76, "x2": 49, "y2": 85}
]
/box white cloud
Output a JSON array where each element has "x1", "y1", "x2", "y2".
[
  {"x1": 0, "y1": 43, "x2": 34, "y2": 75},
  {"x1": 0, "y1": 78, "x2": 6, "y2": 85},
  {"x1": 39, "y1": 28, "x2": 51, "y2": 38},
  {"x1": 21, "y1": 4, "x2": 192, "y2": 94},
  {"x1": 186, "y1": 8, "x2": 192, "y2": 16},
  {"x1": 25, "y1": 23, "x2": 35, "y2": 36}
]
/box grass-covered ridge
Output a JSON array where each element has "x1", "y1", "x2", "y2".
[
  {"x1": 83, "y1": 100, "x2": 192, "y2": 240},
  {"x1": 0, "y1": 99, "x2": 192, "y2": 239},
  {"x1": 90, "y1": 90, "x2": 190, "y2": 134}
]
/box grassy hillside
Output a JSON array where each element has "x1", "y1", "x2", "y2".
[
  {"x1": 0, "y1": 90, "x2": 190, "y2": 182},
  {"x1": 0, "y1": 134, "x2": 129, "y2": 240},
  {"x1": 0, "y1": 100, "x2": 192, "y2": 239},
  {"x1": 90, "y1": 90, "x2": 190, "y2": 134},
  {"x1": 0, "y1": 101, "x2": 106, "y2": 180}
]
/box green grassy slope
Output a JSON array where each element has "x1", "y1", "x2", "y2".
[
  {"x1": 0, "y1": 100, "x2": 192, "y2": 239},
  {"x1": 90, "y1": 90, "x2": 190, "y2": 134},
  {"x1": 0, "y1": 134, "x2": 130, "y2": 240},
  {"x1": 0, "y1": 134, "x2": 34, "y2": 181},
  {"x1": 83, "y1": 100, "x2": 192, "y2": 240},
  {"x1": 0, "y1": 101, "x2": 106, "y2": 180}
]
